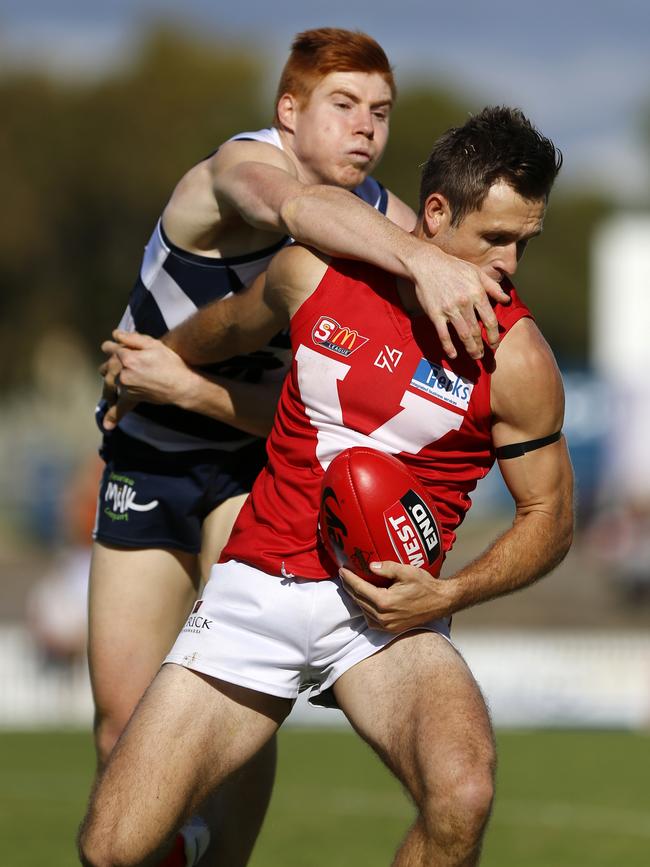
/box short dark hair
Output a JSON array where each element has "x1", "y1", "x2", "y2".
[{"x1": 418, "y1": 106, "x2": 563, "y2": 225}]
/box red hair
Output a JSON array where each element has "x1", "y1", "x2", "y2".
[{"x1": 273, "y1": 28, "x2": 395, "y2": 123}]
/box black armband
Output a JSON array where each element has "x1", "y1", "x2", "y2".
[{"x1": 495, "y1": 430, "x2": 562, "y2": 460}]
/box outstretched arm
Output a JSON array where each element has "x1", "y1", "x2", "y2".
[
  {"x1": 101, "y1": 247, "x2": 324, "y2": 431},
  {"x1": 280, "y1": 183, "x2": 509, "y2": 358},
  {"x1": 99, "y1": 335, "x2": 282, "y2": 437},
  {"x1": 210, "y1": 141, "x2": 509, "y2": 359},
  {"x1": 101, "y1": 269, "x2": 292, "y2": 431},
  {"x1": 341, "y1": 318, "x2": 574, "y2": 631}
]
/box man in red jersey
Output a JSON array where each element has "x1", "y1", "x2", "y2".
[
  {"x1": 91, "y1": 28, "x2": 508, "y2": 867},
  {"x1": 80, "y1": 107, "x2": 573, "y2": 867}
]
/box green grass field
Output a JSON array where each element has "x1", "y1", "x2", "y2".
[{"x1": 1, "y1": 727, "x2": 648, "y2": 866}]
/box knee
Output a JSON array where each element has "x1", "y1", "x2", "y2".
[
  {"x1": 77, "y1": 820, "x2": 112, "y2": 867},
  {"x1": 78, "y1": 789, "x2": 137, "y2": 867},
  {"x1": 445, "y1": 766, "x2": 494, "y2": 830},
  {"x1": 422, "y1": 755, "x2": 495, "y2": 843},
  {"x1": 78, "y1": 822, "x2": 137, "y2": 867}
]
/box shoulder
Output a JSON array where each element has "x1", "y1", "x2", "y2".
[
  {"x1": 266, "y1": 245, "x2": 330, "y2": 315},
  {"x1": 209, "y1": 136, "x2": 296, "y2": 177},
  {"x1": 491, "y1": 318, "x2": 564, "y2": 428},
  {"x1": 267, "y1": 243, "x2": 329, "y2": 285}
]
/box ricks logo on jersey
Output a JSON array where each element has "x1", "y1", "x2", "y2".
[
  {"x1": 410, "y1": 359, "x2": 474, "y2": 411},
  {"x1": 312, "y1": 316, "x2": 369, "y2": 357},
  {"x1": 384, "y1": 490, "x2": 441, "y2": 569}
]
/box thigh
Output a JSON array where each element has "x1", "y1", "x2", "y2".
[
  {"x1": 333, "y1": 632, "x2": 495, "y2": 799},
  {"x1": 199, "y1": 493, "x2": 248, "y2": 584},
  {"x1": 88, "y1": 541, "x2": 200, "y2": 723},
  {"x1": 86, "y1": 663, "x2": 290, "y2": 864}
]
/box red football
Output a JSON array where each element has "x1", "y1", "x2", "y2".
[{"x1": 319, "y1": 447, "x2": 443, "y2": 586}]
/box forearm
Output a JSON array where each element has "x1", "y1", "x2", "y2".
[
  {"x1": 163, "y1": 309, "x2": 236, "y2": 366},
  {"x1": 175, "y1": 370, "x2": 280, "y2": 437},
  {"x1": 442, "y1": 506, "x2": 573, "y2": 614},
  {"x1": 281, "y1": 185, "x2": 439, "y2": 279},
  {"x1": 162, "y1": 274, "x2": 281, "y2": 367}
]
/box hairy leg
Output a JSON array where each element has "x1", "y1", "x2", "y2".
[
  {"x1": 197, "y1": 494, "x2": 278, "y2": 867},
  {"x1": 334, "y1": 632, "x2": 496, "y2": 867},
  {"x1": 79, "y1": 664, "x2": 291, "y2": 867},
  {"x1": 197, "y1": 738, "x2": 277, "y2": 867},
  {"x1": 88, "y1": 542, "x2": 199, "y2": 770}
]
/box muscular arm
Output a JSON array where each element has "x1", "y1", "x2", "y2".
[
  {"x1": 447, "y1": 319, "x2": 574, "y2": 607},
  {"x1": 101, "y1": 269, "x2": 290, "y2": 431},
  {"x1": 342, "y1": 318, "x2": 574, "y2": 632},
  {"x1": 102, "y1": 248, "x2": 324, "y2": 431},
  {"x1": 204, "y1": 140, "x2": 508, "y2": 358},
  {"x1": 100, "y1": 337, "x2": 282, "y2": 437}
]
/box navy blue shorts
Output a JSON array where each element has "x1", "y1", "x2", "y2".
[{"x1": 93, "y1": 428, "x2": 267, "y2": 554}]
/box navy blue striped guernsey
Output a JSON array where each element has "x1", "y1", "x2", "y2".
[{"x1": 108, "y1": 127, "x2": 389, "y2": 453}]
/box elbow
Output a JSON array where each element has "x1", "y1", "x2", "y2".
[
  {"x1": 554, "y1": 504, "x2": 575, "y2": 567},
  {"x1": 557, "y1": 527, "x2": 573, "y2": 567}
]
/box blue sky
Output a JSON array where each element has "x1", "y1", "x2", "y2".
[{"x1": 2, "y1": 0, "x2": 649, "y2": 202}]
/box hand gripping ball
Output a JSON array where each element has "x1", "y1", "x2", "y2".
[{"x1": 319, "y1": 447, "x2": 443, "y2": 586}]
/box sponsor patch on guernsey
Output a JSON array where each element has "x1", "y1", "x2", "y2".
[
  {"x1": 410, "y1": 359, "x2": 474, "y2": 411},
  {"x1": 312, "y1": 315, "x2": 369, "y2": 357},
  {"x1": 384, "y1": 490, "x2": 441, "y2": 569}
]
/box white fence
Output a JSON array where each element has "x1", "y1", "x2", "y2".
[{"x1": 1, "y1": 625, "x2": 649, "y2": 729}]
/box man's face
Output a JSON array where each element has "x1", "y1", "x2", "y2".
[
  {"x1": 285, "y1": 71, "x2": 392, "y2": 189},
  {"x1": 429, "y1": 181, "x2": 546, "y2": 282}
]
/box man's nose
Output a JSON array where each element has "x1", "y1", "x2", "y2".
[
  {"x1": 499, "y1": 243, "x2": 519, "y2": 277},
  {"x1": 354, "y1": 108, "x2": 374, "y2": 138}
]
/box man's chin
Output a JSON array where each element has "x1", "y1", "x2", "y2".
[{"x1": 335, "y1": 165, "x2": 371, "y2": 189}]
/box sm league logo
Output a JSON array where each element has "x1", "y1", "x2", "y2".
[
  {"x1": 312, "y1": 315, "x2": 369, "y2": 358},
  {"x1": 410, "y1": 359, "x2": 474, "y2": 411}
]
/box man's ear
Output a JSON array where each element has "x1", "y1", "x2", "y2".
[
  {"x1": 276, "y1": 93, "x2": 298, "y2": 133},
  {"x1": 422, "y1": 192, "x2": 451, "y2": 238}
]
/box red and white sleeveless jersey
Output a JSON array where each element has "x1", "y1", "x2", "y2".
[{"x1": 221, "y1": 258, "x2": 532, "y2": 580}]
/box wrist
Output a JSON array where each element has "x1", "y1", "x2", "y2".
[
  {"x1": 174, "y1": 367, "x2": 208, "y2": 412},
  {"x1": 401, "y1": 234, "x2": 447, "y2": 280},
  {"x1": 437, "y1": 571, "x2": 469, "y2": 615}
]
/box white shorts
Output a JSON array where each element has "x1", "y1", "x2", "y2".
[{"x1": 165, "y1": 560, "x2": 451, "y2": 707}]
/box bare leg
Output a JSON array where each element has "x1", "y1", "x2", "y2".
[
  {"x1": 79, "y1": 664, "x2": 291, "y2": 867},
  {"x1": 89, "y1": 493, "x2": 278, "y2": 867},
  {"x1": 199, "y1": 494, "x2": 248, "y2": 585},
  {"x1": 88, "y1": 542, "x2": 199, "y2": 770},
  {"x1": 199, "y1": 738, "x2": 277, "y2": 867},
  {"x1": 334, "y1": 632, "x2": 496, "y2": 867},
  {"x1": 197, "y1": 495, "x2": 278, "y2": 867}
]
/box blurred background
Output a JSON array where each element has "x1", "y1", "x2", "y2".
[{"x1": 0, "y1": 2, "x2": 649, "y2": 864}]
